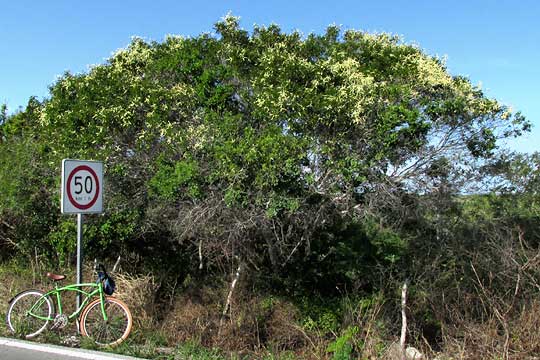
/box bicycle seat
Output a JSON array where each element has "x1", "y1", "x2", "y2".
[{"x1": 46, "y1": 272, "x2": 66, "y2": 281}]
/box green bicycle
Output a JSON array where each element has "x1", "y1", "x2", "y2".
[{"x1": 5, "y1": 263, "x2": 133, "y2": 347}]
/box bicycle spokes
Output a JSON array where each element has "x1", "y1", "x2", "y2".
[
  {"x1": 7, "y1": 291, "x2": 53, "y2": 339},
  {"x1": 79, "y1": 297, "x2": 132, "y2": 346}
]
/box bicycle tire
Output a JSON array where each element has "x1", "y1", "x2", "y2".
[
  {"x1": 79, "y1": 296, "x2": 132, "y2": 346},
  {"x1": 6, "y1": 290, "x2": 53, "y2": 338}
]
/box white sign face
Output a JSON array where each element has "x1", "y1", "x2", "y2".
[{"x1": 61, "y1": 159, "x2": 103, "y2": 214}]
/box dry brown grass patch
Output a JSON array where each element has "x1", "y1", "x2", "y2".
[
  {"x1": 159, "y1": 285, "x2": 309, "y2": 355},
  {"x1": 113, "y1": 272, "x2": 159, "y2": 329},
  {"x1": 160, "y1": 286, "x2": 221, "y2": 347}
]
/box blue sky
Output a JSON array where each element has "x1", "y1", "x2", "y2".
[{"x1": 1, "y1": 0, "x2": 538, "y2": 152}]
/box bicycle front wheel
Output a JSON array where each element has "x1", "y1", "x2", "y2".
[
  {"x1": 79, "y1": 297, "x2": 132, "y2": 346},
  {"x1": 6, "y1": 290, "x2": 53, "y2": 338}
]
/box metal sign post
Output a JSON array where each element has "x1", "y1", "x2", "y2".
[
  {"x1": 61, "y1": 159, "x2": 103, "y2": 315},
  {"x1": 76, "y1": 213, "x2": 83, "y2": 309}
]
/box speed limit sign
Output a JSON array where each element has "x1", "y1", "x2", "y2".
[{"x1": 61, "y1": 159, "x2": 103, "y2": 214}]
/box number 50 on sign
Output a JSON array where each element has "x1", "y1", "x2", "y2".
[{"x1": 61, "y1": 159, "x2": 103, "y2": 214}]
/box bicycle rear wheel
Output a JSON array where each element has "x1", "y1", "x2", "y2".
[
  {"x1": 6, "y1": 290, "x2": 53, "y2": 338},
  {"x1": 79, "y1": 296, "x2": 132, "y2": 346}
]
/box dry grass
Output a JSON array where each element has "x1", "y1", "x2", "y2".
[
  {"x1": 0, "y1": 260, "x2": 60, "y2": 313},
  {"x1": 160, "y1": 286, "x2": 221, "y2": 347},
  {"x1": 510, "y1": 300, "x2": 540, "y2": 356},
  {"x1": 433, "y1": 299, "x2": 540, "y2": 360},
  {"x1": 113, "y1": 272, "x2": 159, "y2": 329},
  {"x1": 159, "y1": 285, "x2": 312, "y2": 356},
  {"x1": 264, "y1": 300, "x2": 306, "y2": 351},
  {"x1": 4, "y1": 260, "x2": 540, "y2": 360}
]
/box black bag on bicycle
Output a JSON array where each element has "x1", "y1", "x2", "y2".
[{"x1": 98, "y1": 272, "x2": 116, "y2": 295}]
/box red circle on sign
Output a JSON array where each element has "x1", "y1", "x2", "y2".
[{"x1": 67, "y1": 165, "x2": 100, "y2": 210}]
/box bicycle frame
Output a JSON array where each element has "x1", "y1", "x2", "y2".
[{"x1": 27, "y1": 281, "x2": 108, "y2": 322}]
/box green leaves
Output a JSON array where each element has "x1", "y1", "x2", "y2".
[
  {"x1": 149, "y1": 157, "x2": 200, "y2": 201},
  {"x1": 0, "y1": 15, "x2": 531, "y2": 293}
]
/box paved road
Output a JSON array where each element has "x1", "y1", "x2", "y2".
[{"x1": 0, "y1": 337, "x2": 145, "y2": 360}]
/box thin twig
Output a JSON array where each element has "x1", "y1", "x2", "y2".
[
  {"x1": 112, "y1": 255, "x2": 121, "y2": 273},
  {"x1": 199, "y1": 240, "x2": 203, "y2": 270},
  {"x1": 1, "y1": 220, "x2": 15, "y2": 229}
]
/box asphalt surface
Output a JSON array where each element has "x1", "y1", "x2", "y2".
[{"x1": 0, "y1": 337, "x2": 145, "y2": 360}]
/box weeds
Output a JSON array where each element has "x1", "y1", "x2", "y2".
[
  {"x1": 3, "y1": 256, "x2": 540, "y2": 360},
  {"x1": 326, "y1": 326, "x2": 358, "y2": 360},
  {"x1": 173, "y1": 341, "x2": 225, "y2": 360}
]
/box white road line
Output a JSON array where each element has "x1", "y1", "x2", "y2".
[{"x1": 0, "y1": 337, "x2": 143, "y2": 360}]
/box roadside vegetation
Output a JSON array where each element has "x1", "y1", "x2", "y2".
[{"x1": 1, "y1": 15, "x2": 540, "y2": 359}]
